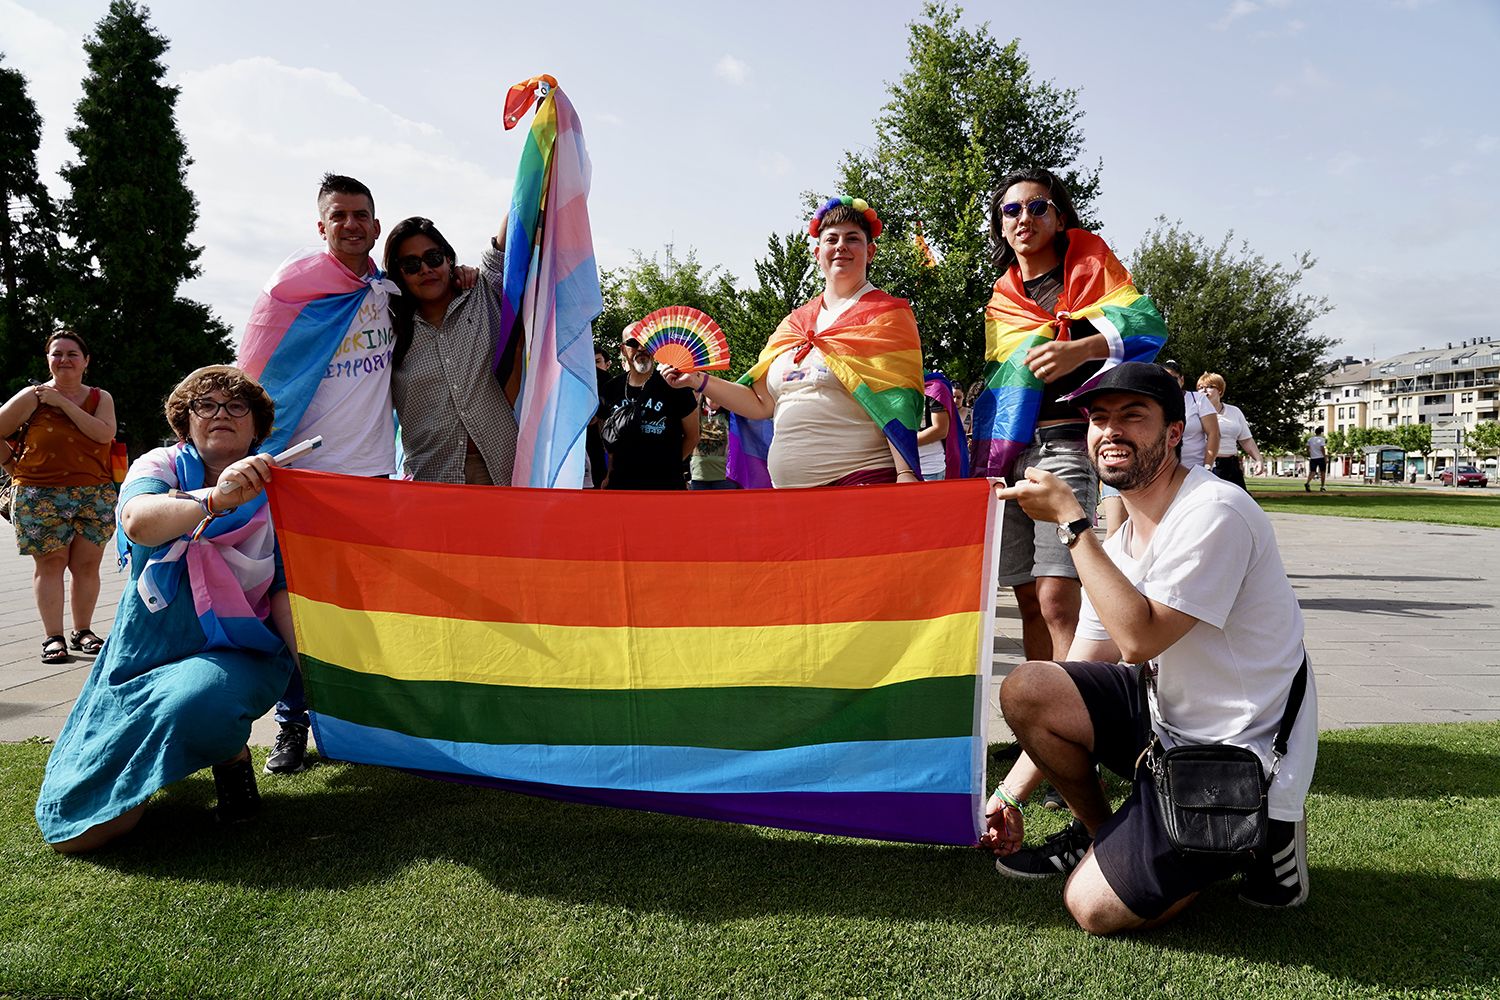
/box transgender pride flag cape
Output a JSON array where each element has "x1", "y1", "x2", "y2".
[
  {"x1": 970, "y1": 230, "x2": 1167, "y2": 478},
  {"x1": 733, "y1": 290, "x2": 926, "y2": 486},
  {"x1": 497, "y1": 76, "x2": 602, "y2": 488},
  {"x1": 269, "y1": 468, "x2": 1000, "y2": 844},
  {"x1": 236, "y1": 249, "x2": 395, "y2": 456}
]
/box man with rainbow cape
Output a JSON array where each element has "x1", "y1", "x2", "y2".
[
  {"x1": 969, "y1": 168, "x2": 1167, "y2": 667},
  {"x1": 665, "y1": 197, "x2": 925, "y2": 489}
]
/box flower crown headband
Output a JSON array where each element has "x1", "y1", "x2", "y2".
[{"x1": 808, "y1": 196, "x2": 883, "y2": 240}]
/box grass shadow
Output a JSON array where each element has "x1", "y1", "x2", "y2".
[{"x1": 1309, "y1": 736, "x2": 1500, "y2": 799}]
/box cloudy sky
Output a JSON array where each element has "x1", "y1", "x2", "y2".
[{"x1": 2, "y1": 0, "x2": 1497, "y2": 362}]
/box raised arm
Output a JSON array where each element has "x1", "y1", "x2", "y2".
[{"x1": 663, "y1": 369, "x2": 776, "y2": 422}]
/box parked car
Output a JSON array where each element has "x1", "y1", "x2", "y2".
[{"x1": 1437, "y1": 466, "x2": 1488, "y2": 487}]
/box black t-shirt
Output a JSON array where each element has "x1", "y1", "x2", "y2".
[
  {"x1": 599, "y1": 372, "x2": 697, "y2": 489},
  {"x1": 1023, "y1": 265, "x2": 1104, "y2": 424}
]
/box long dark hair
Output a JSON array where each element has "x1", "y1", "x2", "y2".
[
  {"x1": 382, "y1": 217, "x2": 458, "y2": 368},
  {"x1": 988, "y1": 167, "x2": 1084, "y2": 273}
]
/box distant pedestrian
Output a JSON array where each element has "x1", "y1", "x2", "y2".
[
  {"x1": 1305, "y1": 427, "x2": 1327, "y2": 492},
  {"x1": 1198, "y1": 372, "x2": 1263, "y2": 492},
  {"x1": 690, "y1": 396, "x2": 739, "y2": 490}
]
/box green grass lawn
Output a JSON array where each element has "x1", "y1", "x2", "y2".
[
  {"x1": 2, "y1": 724, "x2": 1497, "y2": 999},
  {"x1": 1247, "y1": 478, "x2": 1500, "y2": 529}
]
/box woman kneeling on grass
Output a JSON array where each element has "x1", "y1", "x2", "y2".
[{"x1": 35, "y1": 366, "x2": 298, "y2": 852}]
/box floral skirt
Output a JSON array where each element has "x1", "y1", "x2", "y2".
[{"x1": 12, "y1": 483, "x2": 117, "y2": 555}]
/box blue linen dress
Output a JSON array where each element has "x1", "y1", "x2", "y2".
[{"x1": 34, "y1": 478, "x2": 294, "y2": 844}]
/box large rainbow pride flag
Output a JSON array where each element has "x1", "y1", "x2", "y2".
[
  {"x1": 970, "y1": 229, "x2": 1167, "y2": 478},
  {"x1": 269, "y1": 470, "x2": 999, "y2": 845},
  {"x1": 497, "y1": 76, "x2": 602, "y2": 489}
]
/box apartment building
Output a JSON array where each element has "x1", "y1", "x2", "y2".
[{"x1": 1307, "y1": 337, "x2": 1500, "y2": 473}]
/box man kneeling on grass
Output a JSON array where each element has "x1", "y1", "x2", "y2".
[{"x1": 981, "y1": 362, "x2": 1318, "y2": 934}]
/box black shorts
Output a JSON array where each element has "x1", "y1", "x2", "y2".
[
  {"x1": 1309, "y1": 457, "x2": 1327, "y2": 472},
  {"x1": 1059, "y1": 660, "x2": 1246, "y2": 920}
]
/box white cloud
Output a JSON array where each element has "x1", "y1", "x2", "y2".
[
  {"x1": 1325, "y1": 151, "x2": 1363, "y2": 176},
  {"x1": 1213, "y1": 1, "x2": 1260, "y2": 30},
  {"x1": 1477, "y1": 135, "x2": 1499, "y2": 154},
  {"x1": 756, "y1": 151, "x2": 792, "y2": 178},
  {"x1": 713, "y1": 54, "x2": 749, "y2": 86},
  {"x1": 173, "y1": 57, "x2": 512, "y2": 332},
  {"x1": 0, "y1": 0, "x2": 87, "y2": 186},
  {"x1": 1271, "y1": 63, "x2": 1333, "y2": 99}
]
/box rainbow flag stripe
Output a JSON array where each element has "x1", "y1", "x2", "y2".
[
  {"x1": 742, "y1": 291, "x2": 926, "y2": 478},
  {"x1": 497, "y1": 81, "x2": 602, "y2": 488},
  {"x1": 269, "y1": 470, "x2": 998, "y2": 844},
  {"x1": 970, "y1": 230, "x2": 1167, "y2": 478}
]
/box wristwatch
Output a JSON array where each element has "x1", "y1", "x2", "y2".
[{"x1": 1056, "y1": 516, "x2": 1092, "y2": 548}]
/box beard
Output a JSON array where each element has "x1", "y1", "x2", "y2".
[
  {"x1": 1095, "y1": 430, "x2": 1175, "y2": 492},
  {"x1": 630, "y1": 356, "x2": 654, "y2": 375}
]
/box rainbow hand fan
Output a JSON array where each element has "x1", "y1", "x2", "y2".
[{"x1": 634, "y1": 306, "x2": 730, "y2": 372}]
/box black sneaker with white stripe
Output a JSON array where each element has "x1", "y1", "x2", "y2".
[
  {"x1": 995, "y1": 820, "x2": 1092, "y2": 879},
  {"x1": 1239, "y1": 815, "x2": 1309, "y2": 908}
]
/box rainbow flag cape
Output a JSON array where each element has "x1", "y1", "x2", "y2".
[
  {"x1": 236, "y1": 248, "x2": 395, "y2": 455},
  {"x1": 269, "y1": 469, "x2": 999, "y2": 845},
  {"x1": 725, "y1": 412, "x2": 773, "y2": 489},
  {"x1": 739, "y1": 290, "x2": 926, "y2": 481},
  {"x1": 969, "y1": 230, "x2": 1167, "y2": 478},
  {"x1": 924, "y1": 372, "x2": 969, "y2": 480},
  {"x1": 496, "y1": 76, "x2": 602, "y2": 488}
]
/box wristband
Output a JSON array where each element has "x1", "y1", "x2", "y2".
[
  {"x1": 698, "y1": 373, "x2": 710, "y2": 393},
  {"x1": 992, "y1": 785, "x2": 1022, "y2": 810}
]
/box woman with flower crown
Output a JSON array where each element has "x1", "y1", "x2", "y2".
[{"x1": 661, "y1": 197, "x2": 925, "y2": 488}]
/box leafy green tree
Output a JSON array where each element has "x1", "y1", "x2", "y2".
[
  {"x1": 833, "y1": 1, "x2": 1100, "y2": 383},
  {"x1": 0, "y1": 55, "x2": 62, "y2": 394},
  {"x1": 57, "y1": 1, "x2": 231, "y2": 447},
  {"x1": 1468, "y1": 420, "x2": 1500, "y2": 469},
  {"x1": 1325, "y1": 429, "x2": 1347, "y2": 464},
  {"x1": 1392, "y1": 423, "x2": 1432, "y2": 477},
  {"x1": 739, "y1": 231, "x2": 820, "y2": 378},
  {"x1": 1129, "y1": 220, "x2": 1336, "y2": 451}
]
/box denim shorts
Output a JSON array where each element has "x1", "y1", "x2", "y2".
[{"x1": 996, "y1": 425, "x2": 1098, "y2": 587}]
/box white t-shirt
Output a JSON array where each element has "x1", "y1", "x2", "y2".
[
  {"x1": 1179, "y1": 390, "x2": 1213, "y2": 467},
  {"x1": 293, "y1": 286, "x2": 397, "y2": 476},
  {"x1": 766, "y1": 346, "x2": 891, "y2": 488},
  {"x1": 1307, "y1": 435, "x2": 1326, "y2": 460},
  {"x1": 1213, "y1": 403, "x2": 1252, "y2": 458},
  {"x1": 1076, "y1": 465, "x2": 1317, "y2": 821}
]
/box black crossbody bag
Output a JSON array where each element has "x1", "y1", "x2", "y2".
[
  {"x1": 600, "y1": 386, "x2": 639, "y2": 448},
  {"x1": 1138, "y1": 654, "x2": 1309, "y2": 859}
]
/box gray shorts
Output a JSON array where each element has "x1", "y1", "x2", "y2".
[{"x1": 996, "y1": 425, "x2": 1098, "y2": 587}]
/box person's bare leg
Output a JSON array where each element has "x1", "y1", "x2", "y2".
[
  {"x1": 1013, "y1": 582, "x2": 1053, "y2": 661},
  {"x1": 66, "y1": 536, "x2": 105, "y2": 632},
  {"x1": 33, "y1": 549, "x2": 69, "y2": 637},
  {"x1": 1063, "y1": 851, "x2": 1197, "y2": 934},
  {"x1": 1102, "y1": 497, "x2": 1126, "y2": 541},
  {"x1": 1034, "y1": 576, "x2": 1081, "y2": 665},
  {"x1": 999, "y1": 660, "x2": 1110, "y2": 833},
  {"x1": 51, "y1": 803, "x2": 146, "y2": 854}
]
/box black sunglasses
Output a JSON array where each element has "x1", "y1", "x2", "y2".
[
  {"x1": 396, "y1": 249, "x2": 449, "y2": 275},
  {"x1": 190, "y1": 398, "x2": 251, "y2": 418},
  {"x1": 999, "y1": 198, "x2": 1059, "y2": 220}
]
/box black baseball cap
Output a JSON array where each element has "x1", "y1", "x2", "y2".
[{"x1": 1071, "y1": 362, "x2": 1186, "y2": 424}]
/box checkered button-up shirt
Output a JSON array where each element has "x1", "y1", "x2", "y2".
[{"x1": 392, "y1": 246, "x2": 518, "y2": 484}]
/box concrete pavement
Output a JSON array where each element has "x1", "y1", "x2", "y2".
[{"x1": 3, "y1": 505, "x2": 1498, "y2": 746}]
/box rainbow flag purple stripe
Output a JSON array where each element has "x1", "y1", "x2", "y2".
[{"x1": 497, "y1": 81, "x2": 602, "y2": 488}]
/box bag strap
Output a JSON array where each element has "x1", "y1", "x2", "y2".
[{"x1": 1137, "y1": 649, "x2": 1309, "y2": 765}]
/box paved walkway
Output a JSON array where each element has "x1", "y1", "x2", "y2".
[{"x1": 3, "y1": 507, "x2": 1498, "y2": 746}]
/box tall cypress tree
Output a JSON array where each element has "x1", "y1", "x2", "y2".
[
  {"x1": 59, "y1": 0, "x2": 230, "y2": 447},
  {"x1": 0, "y1": 55, "x2": 61, "y2": 394}
]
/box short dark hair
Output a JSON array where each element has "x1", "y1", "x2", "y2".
[
  {"x1": 816, "y1": 203, "x2": 874, "y2": 241},
  {"x1": 318, "y1": 173, "x2": 374, "y2": 214},
  {"x1": 382, "y1": 217, "x2": 458, "y2": 368},
  {"x1": 164, "y1": 365, "x2": 275, "y2": 446},
  {"x1": 1316, "y1": 426, "x2": 1325, "y2": 435},
  {"x1": 989, "y1": 167, "x2": 1083, "y2": 272},
  {"x1": 45, "y1": 330, "x2": 90, "y2": 357}
]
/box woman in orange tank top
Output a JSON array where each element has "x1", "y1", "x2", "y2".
[{"x1": 0, "y1": 332, "x2": 118, "y2": 664}]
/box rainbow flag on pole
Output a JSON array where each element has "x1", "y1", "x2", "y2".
[
  {"x1": 269, "y1": 470, "x2": 999, "y2": 845},
  {"x1": 497, "y1": 76, "x2": 602, "y2": 489},
  {"x1": 970, "y1": 230, "x2": 1167, "y2": 478}
]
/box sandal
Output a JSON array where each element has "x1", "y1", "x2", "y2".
[
  {"x1": 41, "y1": 635, "x2": 70, "y2": 664},
  {"x1": 69, "y1": 628, "x2": 105, "y2": 654}
]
